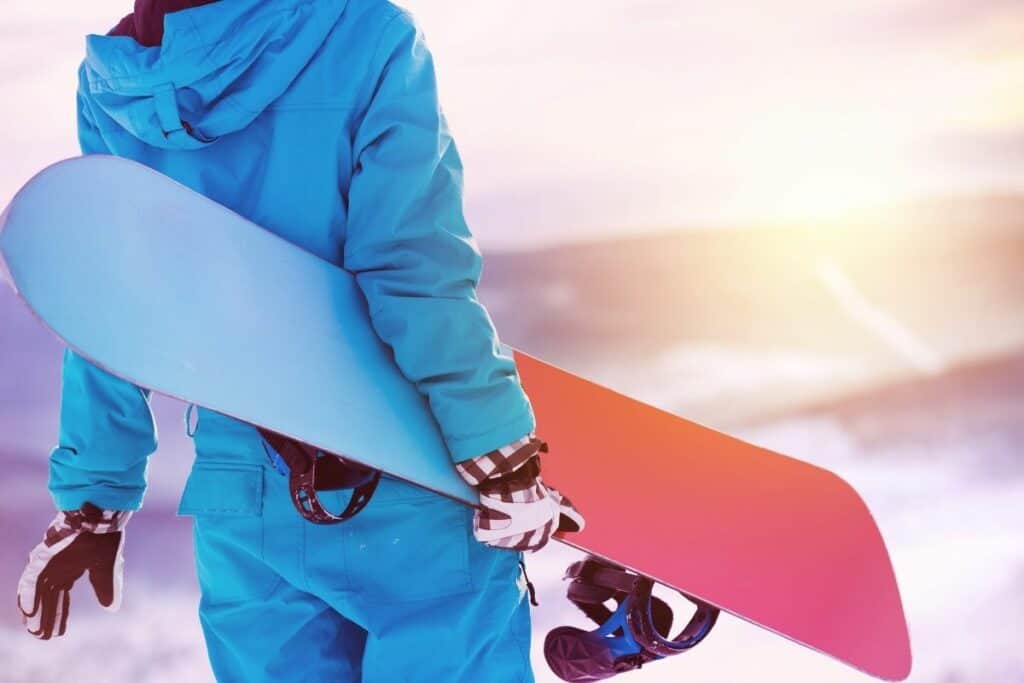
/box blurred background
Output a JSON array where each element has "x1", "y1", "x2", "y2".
[{"x1": 1, "y1": 1, "x2": 1022, "y2": 681}]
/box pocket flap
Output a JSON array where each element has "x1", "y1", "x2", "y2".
[{"x1": 177, "y1": 463, "x2": 264, "y2": 516}]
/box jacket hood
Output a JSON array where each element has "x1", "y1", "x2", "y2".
[{"x1": 82, "y1": 0, "x2": 349, "y2": 150}]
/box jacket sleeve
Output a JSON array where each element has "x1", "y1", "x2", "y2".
[
  {"x1": 344, "y1": 11, "x2": 535, "y2": 463},
  {"x1": 48, "y1": 83, "x2": 158, "y2": 511}
]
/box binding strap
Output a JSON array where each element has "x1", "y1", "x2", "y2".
[
  {"x1": 544, "y1": 556, "x2": 719, "y2": 681},
  {"x1": 258, "y1": 428, "x2": 381, "y2": 525}
]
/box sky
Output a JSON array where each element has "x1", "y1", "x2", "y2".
[{"x1": 1, "y1": 0, "x2": 1022, "y2": 248}]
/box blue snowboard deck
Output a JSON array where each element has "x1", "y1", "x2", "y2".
[{"x1": 0, "y1": 156, "x2": 474, "y2": 502}]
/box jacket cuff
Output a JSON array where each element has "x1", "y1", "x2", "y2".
[
  {"x1": 446, "y1": 409, "x2": 536, "y2": 463},
  {"x1": 49, "y1": 485, "x2": 144, "y2": 512},
  {"x1": 49, "y1": 445, "x2": 148, "y2": 511}
]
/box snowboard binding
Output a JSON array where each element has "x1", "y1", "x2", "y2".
[
  {"x1": 259, "y1": 428, "x2": 381, "y2": 524},
  {"x1": 545, "y1": 556, "x2": 719, "y2": 681}
]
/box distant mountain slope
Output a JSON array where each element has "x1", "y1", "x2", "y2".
[
  {"x1": 481, "y1": 196, "x2": 1024, "y2": 361},
  {"x1": 790, "y1": 349, "x2": 1024, "y2": 468},
  {"x1": 478, "y1": 197, "x2": 1024, "y2": 423}
]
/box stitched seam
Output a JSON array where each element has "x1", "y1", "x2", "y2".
[{"x1": 351, "y1": 6, "x2": 407, "y2": 122}]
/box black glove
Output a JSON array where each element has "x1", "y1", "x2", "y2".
[{"x1": 17, "y1": 502, "x2": 131, "y2": 639}]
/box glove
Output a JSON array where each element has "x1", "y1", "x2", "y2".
[
  {"x1": 17, "y1": 502, "x2": 131, "y2": 639},
  {"x1": 456, "y1": 435, "x2": 584, "y2": 552}
]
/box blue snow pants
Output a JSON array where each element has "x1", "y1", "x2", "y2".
[{"x1": 178, "y1": 409, "x2": 534, "y2": 682}]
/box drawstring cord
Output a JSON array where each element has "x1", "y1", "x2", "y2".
[
  {"x1": 185, "y1": 403, "x2": 199, "y2": 437},
  {"x1": 520, "y1": 559, "x2": 539, "y2": 606}
]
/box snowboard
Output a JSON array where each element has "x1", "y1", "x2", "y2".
[{"x1": 0, "y1": 156, "x2": 911, "y2": 680}]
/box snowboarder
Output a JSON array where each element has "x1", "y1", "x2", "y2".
[{"x1": 16, "y1": 1, "x2": 583, "y2": 680}]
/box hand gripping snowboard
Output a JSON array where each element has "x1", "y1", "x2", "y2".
[{"x1": 0, "y1": 156, "x2": 911, "y2": 680}]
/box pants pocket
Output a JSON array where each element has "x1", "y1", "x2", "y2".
[
  {"x1": 178, "y1": 462, "x2": 279, "y2": 605},
  {"x1": 342, "y1": 495, "x2": 474, "y2": 603}
]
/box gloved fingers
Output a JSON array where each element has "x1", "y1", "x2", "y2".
[
  {"x1": 88, "y1": 562, "x2": 115, "y2": 610},
  {"x1": 21, "y1": 576, "x2": 69, "y2": 640},
  {"x1": 21, "y1": 589, "x2": 47, "y2": 638},
  {"x1": 57, "y1": 588, "x2": 71, "y2": 637},
  {"x1": 473, "y1": 494, "x2": 557, "y2": 544},
  {"x1": 504, "y1": 518, "x2": 556, "y2": 553},
  {"x1": 17, "y1": 534, "x2": 67, "y2": 605},
  {"x1": 16, "y1": 577, "x2": 43, "y2": 633},
  {"x1": 18, "y1": 529, "x2": 106, "y2": 639},
  {"x1": 472, "y1": 503, "x2": 511, "y2": 533},
  {"x1": 474, "y1": 491, "x2": 563, "y2": 552},
  {"x1": 17, "y1": 536, "x2": 71, "y2": 638},
  {"x1": 546, "y1": 485, "x2": 585, "y2": 533},
  {"x1": 478, "y1": 529, "x2": 556, "y2": 552},
  {"x1": 478, "y1": 485, "x2": 585, "y2": 552},
  {"x1": 16, "y1": 558, "x2": 43, "y2": 622},
  {"x1": 88, "y1": 532, "x2": 126, "y2": 611},
  {"x1": 39, "y1": 588, "x2": 71, "y2": 640}
]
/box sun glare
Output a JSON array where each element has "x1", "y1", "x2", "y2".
[{"x1": 728, "y1": 110, "x2": 915, "y2": 225}]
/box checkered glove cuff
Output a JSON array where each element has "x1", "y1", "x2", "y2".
[
  {"x1": 455, "y1": 434, "x2": 545, "y2": 488},
  {"x1": 44, "y1": 506, "x2": 132, "y2": 548}
]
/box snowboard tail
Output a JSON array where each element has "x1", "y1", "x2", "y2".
[{"x1": 0, "y1": 156, "x2": 912, "y2": 680}]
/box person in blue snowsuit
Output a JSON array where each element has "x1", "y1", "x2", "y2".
[{"x1": 15, "y1": 1, "x2": 582, "y2": 681}]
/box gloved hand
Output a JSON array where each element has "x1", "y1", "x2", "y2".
[
  {"x1": 17, "y1": 502, "x2": 131, "y2": 639},
  {"x1": 456, "y1": 435, "x2": 584, "y2": 552}
]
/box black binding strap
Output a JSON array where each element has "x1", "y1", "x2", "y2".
[
  {"x1": 258, "y1": 428, "x2": 381, "y2": 525},
  {"x1": 566, "y1": 556, "x2": 718, "y2": 654},
  {"x1": 626, "y1": 576, "x2": 718, "y2": 656}
]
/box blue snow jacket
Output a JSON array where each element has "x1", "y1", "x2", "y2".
[{"x1": 50, "y1": 0, "x2": 535, "y2": 511}]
